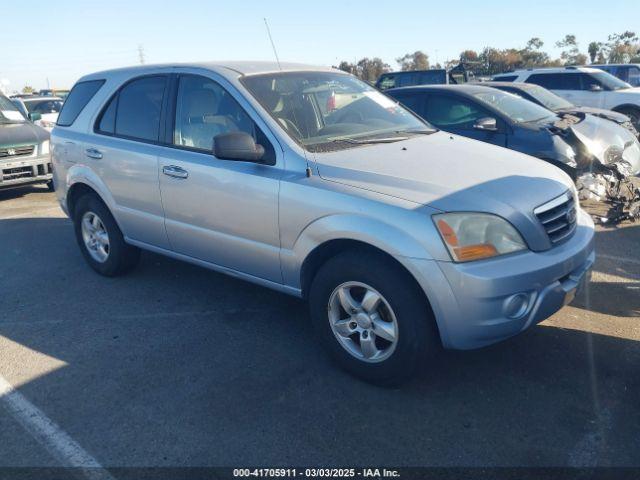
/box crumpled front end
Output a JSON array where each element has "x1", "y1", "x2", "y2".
[{"x1": 550, "y1": 113, "x2": 640, "y2": 224}]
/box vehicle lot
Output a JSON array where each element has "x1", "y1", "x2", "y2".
[{"x1": 0, "y1": 187, "x2": 639, "y2": 468}]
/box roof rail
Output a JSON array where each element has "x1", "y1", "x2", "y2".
[{"x1": 565, "y1": 66, "x2": 578, "y2": 70}]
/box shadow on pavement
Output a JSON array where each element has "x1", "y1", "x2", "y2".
[{"x1": 0, "y1": 216, "x2": 639, "y2": 466}]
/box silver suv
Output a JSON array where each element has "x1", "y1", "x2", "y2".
[{"x1": 51, "y1": 62, "x2": 595, "y2": 384}]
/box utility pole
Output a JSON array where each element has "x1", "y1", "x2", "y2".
[{"x1": 137, "y1": 45, "x2": 145, "y2": 65}]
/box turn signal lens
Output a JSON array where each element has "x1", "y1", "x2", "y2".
[{"x1": 434, "y1": 213, "x2": 527, "y2": 263}]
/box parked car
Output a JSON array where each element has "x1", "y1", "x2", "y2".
[
  {"x1": 387, "y1": 84, "x2": 640, "y2": 222},
  {"x1": 12, "y1": 96, "x2": 64, "y2": 131},
  {"x1": 387, "y1": 84, "x2": 639, "y2": 175},
  {"x1": 376, "y1": 64, "x2": 474, "y2": 91},
  {"x1": 591, "y1": 64, "x2": 640, "y2": 87},
  {"x1": 51, "y1": 62, "x2": 594, "y2": 384},
  {"x1": 0, "y1": 91, "x2": 52, "y2": 190},
  {"x1": 495, "y1": 67, "x2": 640, "y2": 128},
  {"x1": 484, "y1": 81, "x2": 639, "y2": 139}
]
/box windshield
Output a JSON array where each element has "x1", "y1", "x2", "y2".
[
  {"x1": 521, "y1": 85, "x2": 574, "y2": 111},
  {"x1": 24, "y1": 99, "x2": 63, "y2": 114},
  {"x1": 589, "y1": 71, "x2": 631, "y2": 91},
  {"x1": 0, "y1": 94, "x2": 26, "y2": 123},
  {"x1": 474, "y1": 89, "x2": 557, "y2": 123},
  {"x1": 241, "y1": 72, "x2": 433, "y2": 152}
]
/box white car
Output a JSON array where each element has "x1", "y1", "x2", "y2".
[
  {"x1": 494, "y1": 67, "x2": 640, "y2": 128},
  {"x1": 14, "y1": 96, "x2": 64, "y2": 130}
]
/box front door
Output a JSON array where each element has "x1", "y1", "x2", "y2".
[
  {"x1": 421, "y1": 94, "x2": 508, "y2": 147},
  {"x1": 158, "y1": 73, "x2": 282, "y2": 282}
]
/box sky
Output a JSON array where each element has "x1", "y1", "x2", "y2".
[{"x1": 1, "y1": 0, "x2": 639, "y2": 91}]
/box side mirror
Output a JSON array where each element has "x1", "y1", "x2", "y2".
[
  {"x1": 29, "y1": 112, "x2": 42, "y2": 122},
  {"x1": 589, "y1": 84, "x2": 603, "y2": 92},
  {"x1": 213, "y1": 132, "x2": 265, "y2": 162},
  {"x1": 473, "y1": 117, "x2": 498, "y2": 132}
]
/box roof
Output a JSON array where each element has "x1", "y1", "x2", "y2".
[
  {"x1": 386, "y1": 84, "x2": 498, "y2": 96},
  {"x1": 483, "y1": 81, "x2": 537, "y2": 89},
  {"x1": 590, "y1": 63, "x2": 640, "y2": 67},
  {"x1": 22, "y1": 96, "x2": 63, "y2": 102},
  {"x1": 509, "y1": 66, "x2": 601, "y2": 74},
  {"x1": 79, "y1": 61, "x2": 338, "y2": 83}
]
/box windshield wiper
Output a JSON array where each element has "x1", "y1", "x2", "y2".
[
  {"x1": 396, "y1": 128, "x2": 437, "y2": 135},
  {"x1": 330, "y1": 136, "x2": 409, "y2": 145}
]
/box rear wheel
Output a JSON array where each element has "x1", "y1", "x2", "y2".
[
  {"x1": 309, "y1": 250, "x2": 439, "y2": 386},
  {"x1": 73, "y1": 194, "x2": 140, "y2": 276}
]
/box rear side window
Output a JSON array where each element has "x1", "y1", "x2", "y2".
[
  {"x1": 57, "y1": 79, "x2": 105, "y2": 126},
  {"x1": 377, "y1": 75, "x2": 396, "y2": 90},
  {"x1": 493, "y1": 75, "x2": 517, "y2": 82},
  {"x1": 526, "y1": 73, "x2": 581, "y2": 90},
  {"x1": 95, "y1": 75, "x2": 167, "y2": 142}
]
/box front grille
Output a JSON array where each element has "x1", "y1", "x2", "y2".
[
  {"x1": 1, "y1": 166, "x2": 34, "y2": 180},
  {"x1": 534, "y1": 192, "x2": 577, "y2": 244},
  {"x1": 0, "y1": 145, "x2": 35, "y2": 158}
]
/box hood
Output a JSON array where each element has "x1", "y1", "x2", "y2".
[
  {"x1": 559, "y1": 106, "x2": 629, "y2": 124},
  {"x1": 313, "y1": 132, "x2": 573, "y2": 231},
  {"x1": 568, "y1": 114, "x2": 639, "y2": 174},
  {"x1": 0, "y1": 121, "x2": 49, "y2": 148}
]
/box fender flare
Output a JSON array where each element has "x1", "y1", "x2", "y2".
[
  {"x1": 291, "y1": 214, "x2": 433, "y2": 267},
  {"x1": 65, "y1": 165, "x2": 120, "y2": 226}
]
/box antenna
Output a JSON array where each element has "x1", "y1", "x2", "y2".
[
  {"x1": 263, "y1": 18, "x2": 282, "y2": 70},
  {"x1": 138, "y1": 44, "x2": 146, "y2": 65}
]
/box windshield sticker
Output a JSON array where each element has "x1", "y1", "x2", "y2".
[{"x1": 1, "y1": 110, "x2": 24, "y2": 121}]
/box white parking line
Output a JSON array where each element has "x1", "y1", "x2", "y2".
[{"x1": 0, "y1": 375, "x2": 115, "y2": 480}]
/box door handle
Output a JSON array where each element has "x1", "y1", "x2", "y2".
[
  {"x1": 162, "y1": 165, "x2": 189, "y2": 179},
  {"x1": 85, "y1": 148, "x2": 103, "y2": 160}
]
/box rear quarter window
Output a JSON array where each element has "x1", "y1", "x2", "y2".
[
  {"x1": 56, "y1": 80, "x2": 105, "y2": 126},
  {"x1": 492, "y1": 75, "x2": 517, "y2": 82}
]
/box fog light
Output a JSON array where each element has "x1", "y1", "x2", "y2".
[{"x1": 503, "y1": 293, "x2": 530, "y2": 319}]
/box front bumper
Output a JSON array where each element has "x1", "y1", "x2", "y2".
[
  {"x1": 406, "y1": 209, "x2": 595, "y2": 350},
  {"x1": 0, "y1": 154, "x2": 52, "y2": 189}
]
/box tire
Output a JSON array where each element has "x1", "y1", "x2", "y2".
[
  {"x1": 308, "y1": 250, "x2": 439, "y2": 386},
  {"x1": 616, "y1": 106, "x2": 640, "y2": 130},
  {"x1": 46, "y1": 180, "x2": 55, "y2": 191},
  {"x1": 73, "y1": 194, "x2": 140, "y2": 276}
]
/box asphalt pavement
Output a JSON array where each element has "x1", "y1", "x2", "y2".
[{"x1": 0, "y1": 185, "x2": 638, "y2": 473}]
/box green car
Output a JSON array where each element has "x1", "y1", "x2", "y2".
[{"x1": 1, "y1": 91, "x2": 52, "y2": 190}]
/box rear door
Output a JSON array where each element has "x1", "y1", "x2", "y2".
[
  {"x1": 85, "y1": 74, "x2": 170, "y2": 249},
  {"x1": 525, "y1": 73, "x2": 584, "y2": 105},
  {"x1": 420, "y1": 93, "x2": 508, "y2": 146}
]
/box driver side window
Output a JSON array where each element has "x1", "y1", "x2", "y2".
[
  {"x1": 173, "y1": 75, "x2": 256, "y2": 151},
  {"x1": 424, "y1": 95, "x2": 487, "y2": 130}
]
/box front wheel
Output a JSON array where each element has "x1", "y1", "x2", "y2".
[
  {"x1": 309, "y1": 251, "x2": 439, "y2": 386},
  {"x1": 73, "y1": 194, "x2": 140, "y2": 276},
  {"x1": 617, "y1": 107, "x2": 640, "y2": 130}
]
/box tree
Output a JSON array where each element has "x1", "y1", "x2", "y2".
[
  {"x1": 556, "y1": 34, "x2": 587, "y2": 65},
  {"x1": 588, "y1": 41, "x2": 603, "y2": 63},
  {"x1": 521, "y1": 37, "x2": 549, "y2": 67},
  {"x1": 336, "y1": 61, "x2": 356, "y2": 75},
  {"x1": 22, "y1": 85, "x2": 34, "y2": 94},
  {"x1": 395, "y1": 51, "x2": 429, "y2": 71},
  {"x1": 606, "y1": 31, "x2": 640, "y2": 63},
  {"x1": 355, "y1": 57, "x2": 390, "y2": 82},
  {"x1": 459, "y1": 50, "x2": 479, "y2": 62}
]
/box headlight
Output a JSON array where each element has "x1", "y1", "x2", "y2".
[
  {"x1": 434, "y1": 213, "x2": 527, "y2": 262},
  {"x1": 39, "y1": 140, "x2": 50, "y2": 155}
]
